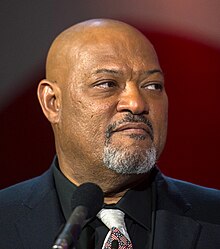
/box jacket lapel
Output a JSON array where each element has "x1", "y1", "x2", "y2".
[
  {"x1": 153, "y1": 172, "x2": 201, "y2": 249},
  {"x1": 153, "y1": 210, "x2": 201, "y2": 249},
  {"x1": 14, "y1": 169, "x2": 65, "y2": 249}
]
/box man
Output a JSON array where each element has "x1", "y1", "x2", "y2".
[{"x1": 0, "y1": 19, "x2": 220, "y2": 249}]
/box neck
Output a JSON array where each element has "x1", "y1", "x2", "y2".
[
  {"x1": 103, "y1": 189, "x2": 129, "y2": 205},
  {"x1": 57, "y1": 153, "x2": 150, "y2": 203},
  {"x1": 61, "y1": 165, "x2": 149, "y2": 204}
]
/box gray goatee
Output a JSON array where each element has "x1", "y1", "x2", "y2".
[
  {"x1": 103, "y1": 113, "x2": 156, "y2": 174},
  {"x1": 103, "y1": 145, "x2": 156, "y2": 174}
]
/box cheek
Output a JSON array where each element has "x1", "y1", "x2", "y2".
[
  {"x1": 86, "y1": 101, "x2": 115, "y2": 137},
  {"x1": 68, "y1": 96, "x2": 115, "y2": 142},
  {"x1": 150, "y1": 98, "x2": 168, "y2": 142}
]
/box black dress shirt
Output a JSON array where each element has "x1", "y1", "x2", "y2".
[{"x1": 53, "y1": 158, "x2": 156, "y2": 249}]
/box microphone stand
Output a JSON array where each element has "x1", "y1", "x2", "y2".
[{"x1": 52, "y1": 206, "x2": 88, "y2": 249}]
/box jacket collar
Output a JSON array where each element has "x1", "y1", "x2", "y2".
[
  {"x1": 15, "y1": 167, "x2": 65, "y2": 249},
  {"x1": 153, "y1": 170, "x2": 201, "y2": 249}
]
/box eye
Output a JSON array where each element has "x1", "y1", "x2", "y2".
[
  {"x1": 143, "y1": 82, "x2": 163, "y2": 91},
  {"x1": 94, "y1": 81, "x2": 117, "y2": 89}
]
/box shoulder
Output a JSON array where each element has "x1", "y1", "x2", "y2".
[
  {"x1": 162, "y1": 174, "x2": 220, "y2": 222},
  {"x1": 0, "y1": 168, "x2": 54, "y2": 210},
  {"x1": 166, "y1": 176, "x2": 220, "y2": 202}
]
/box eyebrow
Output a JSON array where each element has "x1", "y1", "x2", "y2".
[
  {"x1": 93, "y1": 68, "x2": 123, "y2": 75},
  {"x1": 93, "y1": 68, "x2": 164, "y2": 77},
  {"x1": 143, "y1": 69, "x2": 164, "y2": 76}
]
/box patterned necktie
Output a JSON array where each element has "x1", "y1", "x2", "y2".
[{"x1": 97, "y1": 209, "x2": 133, "y2": 249}]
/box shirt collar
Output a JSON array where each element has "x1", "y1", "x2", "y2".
[
  {"x1": 116, "y1": 179, "x2": 154, "y2": 230},
  {"x1": 52, "y1": 156, "x2": 156, "y2": 230},
  {"x1": 53, "y1": 157, "x2": 77, "y2": 221}
]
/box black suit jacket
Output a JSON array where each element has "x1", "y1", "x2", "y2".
[{"x1": 1, "y1": 166, "x2": 220, "y2": 249}]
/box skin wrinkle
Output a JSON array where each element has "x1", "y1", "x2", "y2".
[{"x1": 38, "y1": 19, "x2": 168, "y2": 202}]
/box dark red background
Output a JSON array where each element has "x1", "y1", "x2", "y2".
[{"x1": 1, "y1": 30, "x2": 220, "y2": 190}]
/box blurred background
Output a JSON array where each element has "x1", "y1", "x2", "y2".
[{"x1": 1, "y1": 0, "x2": 220, "y2": 189}]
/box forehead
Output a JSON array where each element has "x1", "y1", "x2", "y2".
[{"x1": 68, "y1": 32, "x2": 161, "y2": 76}]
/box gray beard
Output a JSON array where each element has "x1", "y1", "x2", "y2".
[{"x1": 103, "y1": 145, "x2": 156, "y2": 174}]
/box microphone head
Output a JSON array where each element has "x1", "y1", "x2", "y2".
[{"x1": 71, "y1": 182, "x2": 104, "y2": 218}]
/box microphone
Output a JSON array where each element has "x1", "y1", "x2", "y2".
[{"x1": 52, "y1": 182, "x2": 104, "y2": 249}]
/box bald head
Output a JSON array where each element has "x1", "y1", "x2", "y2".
[{"x1": 46, "y1": 19, "x2": 158, "y2": 84}]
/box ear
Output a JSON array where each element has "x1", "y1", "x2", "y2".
[{"x1": 37, "y1": 79, "x2": 61, "y2": 123}]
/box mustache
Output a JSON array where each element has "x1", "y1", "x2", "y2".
[{"x1": 106, "y1": 113, "x2": 154, "y2": 140}]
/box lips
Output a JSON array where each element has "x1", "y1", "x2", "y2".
[{"x1": 113, "y1": 122, "x2": 153, "y2": 139}]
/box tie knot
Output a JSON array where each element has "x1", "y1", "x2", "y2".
[
  {"x1": 97, "y1": 209, "x2": 125, "y2": 229},
  {"x1": 97, "y1": 209, "x2": 130, "y2": 240}
]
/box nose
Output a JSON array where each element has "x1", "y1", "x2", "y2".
[{"x1": 117, "y1": 82, "x2": 148, "y2": 114}]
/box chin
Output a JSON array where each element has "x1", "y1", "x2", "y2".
[{"x1": 103, "y1": 145, "x2": 157, "y2": 175}]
